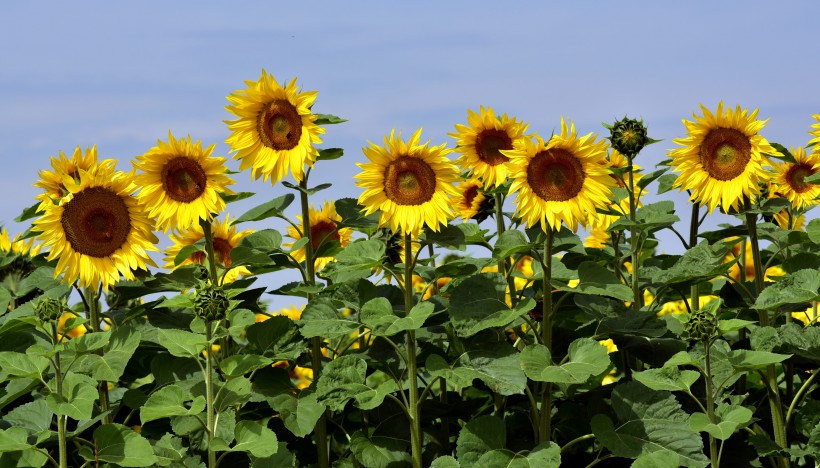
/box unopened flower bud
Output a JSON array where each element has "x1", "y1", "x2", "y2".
[{"x1": 608, "y1": 117, "x2": 649, "y2": 158}]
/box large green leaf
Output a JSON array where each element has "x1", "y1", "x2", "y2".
[
  {"x1": 726, "y1": 350, "x2": 791, "y2": 371},
  {"x1": 520, "y1": 338, "x2": 610, "y2": 385},
  {"x1": 688, "y1": 403, "x2": 753, "y2": 440},
  {"x1": 45, "y1": 372, "x2": 98, "y2": 420},
  {"x1": 493, "y1": 229, "x2": 535, "y2": 260},
  {"x1": 609, "y1": 201, "x2": 680, "y2": 233},
  {"x1": 156, "y1": 329, "x2": 208, "y2": 359},
  {"x1": 219, "y1": 354, "x2": 274, "y2": 378},
  {"x1": 92, "y1": 423, "x2": 157, "y2": 467},
  {"x1": 426, "y1": 223, "x2": 488, "y2": 251},
  {"x1": 360, "y1": 298, "x2": 434, "y2": 336},
  {"x1": 644, "y1": 241, "x2": 730, "y2": 285},
  {"x1": 297, "y1": 298, "x2": 360, "y2": 339},
  {"x1": 456, "y1": 415, "x2": 506, "y2": 466},
  {"x1": 320, "y1": 239, "x2": 385, "y2": 283},
  {"x1": 315, "y1": 356, "x2": 397, "y2": 411},
  {"x1": 152, "y1": 434, "x2": 188, "y2": 466},
  {"x1": 590, "y1": 382, "x2": 708, "y2": 467},
  {"x1": 0, "y1": 351, "x2": 49, "y2": 380},
  {"x1": 140, "y1": 385, "x2": 206, "y2": 424},
  {"x1": 268, "y1": 393, "x2": 325, "y2": 438},
  {"x1": 230, "y1": 420, "x2": 278, "y2": 458},
  {"x1": 427, "y1": 342, "x2": 526, "y2": 395},
  {"x1": 245, "y1": 315, "x2": 305, "y2": 361},
  {"x1": 214, "y1": 377, "x2": 253, "y2": 412},
  {"x1": 236, "y1": 194, "x2": 295, "y2": 223},
  {"x1": 75, "y1": 326, "x2": 141, "y2": 382},
  {"x1": 633, "y1": 366, "x2": 700, "y2": 393},
  {"x1": 754, "y1": 269, "x2": 820, "y2": 310},
  {"x1": 2, "y1": 399, "x2": 53, "y2": 436},
  {"x1": 349, "y1": 430, "x2": 411, "y2": 468},
  {"x1": 0, "y1": 427, "x2": 31, "y2": 452},
  {"x1": 554, "y1": 262, "x2": 632, "y2": 301},
  {"x1": 448, "y1": 273, "x2": 535, "y2": 337}
]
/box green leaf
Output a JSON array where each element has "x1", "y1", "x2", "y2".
[
  {"x1": 214, "y1": 377, "x2": 252, "y2": 412},
  {"x1": 251, "y1": 442, "x2": 296, "y2": 468},
  {"x1": 320, "y1": 239, "x2": 385, "y2": 283},
  {"x1": 315, "y1": 356, "x2": 397, "y2": 411},
  {"x1": 317, "y1": 147, "x2": 344, "y2": 161},
  {"x1": 633, "y1": 367, "x2": 700, "y2": 392},
  {"x1": 231, "y1": 229, "x2": 284, "y2": 267},
  {"x1": 157, "y1": 329, "x2": 208, "y2": 359},
  {"x1": 268, "y1": 393, "x2": 325, "y2": 438},
  {"x1": 430, "y1": 455, "x2": 460, "y2": 467},
  {"x1": 448, "y1": 273, "x2": 535, "y2": 337},
  {"x1": 726, "y1": 350, "x2": 790, "y2": 371},
  {"x1": 427, "y1": 342, "x2": 526, "y2": 395},
  {"x1": 520, "y1": 338, "x2": 610, "y2": 385},
  {"x1": 65, "y1": 329, "x2": 110, "y2": 353},
  {"x1": 0, "y1": 352, "x2": 49, "y2": 379},
  {"x1": 219, "y1": 354, "x2": 274, "y2": 378},
  {"x1": 236, "y1": 194, "x2": 295, "y2": 223},
  {"x1": 493, "y1": 229, "x2": 534, "y2": 260},
  {"x1": 13, "y1": 202, "x2": 40, "y2": 223},
  {"x1": 360, "y1": 298, "x2": 434, "y2": 336},
  {"x1": 456, "y1": 415, "x2": 505, "y2": 467},
  {"x1": 174, "y1": 242, "x2": 204, "y2": 266},
  {"x1": 93, "y1": 423, "x2": 157, "y2": 467},
  {"x1": 335, "y1": 198, "x2": 380, "y2": 229},
  {"x1": 754, "y1": 269, "x2": 820, "y2": 310},
  {"x1": 46, "y1": 372, "x2": 98, "y2": 420},
  {"x1": 152, "y1": 434, "x2": 188, "y2": 466},
  {"x1": 591, "y1": 382, "x2": 708, "y2": 467},
  {"x1": 140, "y1": 385, "x2": 206, "y2": 424},
  {"x1": 220, "y1": 191, "x2": 255, "y2": 203},
  {"x1": 688, "y1": 404, "x2": 753, "y2": 440},
  {"x1": 297, "y1": 298, "x2": 359, "y2": 339},
  {"x1": 645, "y1": 241, "x2": 730, "y2": 285},
  {"x1": 314, "y1": 114, "x2": 347, "y2": 125},
  {"x1": 0, "y1": 427, "x2": 31, "y2": 452},
  {"x1": 425, "y1": 223, "x2": 488, "y2": 251},
  {"x1": 632, "y1": 451, "x2": 680, "y2": 467},
  {"x1": 807, "y1": 218, "x2": 820, "y2": 244},
  {"x1": 245, "y1": 316, "x2": 304, "y2": 362},
  {"x1": 656, "y1": 174, "x2": 679, "y2": 195},
  {"x1": 75, "y1": 327, "x2": 141, "y2": 382},
  {"x1": 718, "y1": 319, "x2": 756, "y2": 334},
  {"x1": 3, "y1": 399, "x2": 53, "y2": 436},
  {"x1": 610, "y1": 201, "x2": 680, "y2": 233},
  {"x1": 555, "y1": 262, "x2": 632, "y2": 301},
  {"x1": 349, "y1": 430, "x2": 411, "y2": 468},
  {"x1": 231, "y1": 420, "x2": 278, "y2": 457}
]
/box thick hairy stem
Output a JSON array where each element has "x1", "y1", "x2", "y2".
[
  {"x1": 85, "y1": 288, "x2": 111, "y2": 424},
  {"x1": 704, "y1": 341, "x2": 719, "y2": 468},
  {"x1": 689, "y1": 203, "x2": 700, "y2": 314},
  {"x1": 405, "y1": 233, "x2": 423, "y2": 468},
  {"x1": 53, "y1": 324, "x2": 68, "y2": 468},
  {"x1": 204, "y1": 321, "x2": 218, "y2": 467},
  {"x1": 495, "y1": 193, "x2": 517, "y2": 305},
  {"x1": 539, "y1": 228, "x2": 554, "y2": 443},
  {"x1": 626, "y1": 158, "x2": 641, "y2": 309}
]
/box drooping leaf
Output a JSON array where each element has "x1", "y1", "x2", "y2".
[
  {"x1": 360, "y1": 298, "x2": 434, "y2": 336},
  {"x1": 2, "y1": 399, "x2": 53, "y2": 436},
  {"x1": 140, "y1": 385, "x2": 206, "y2": 425},
  {"x1": 236, "y1": 194, "x2": 295, "y2": 223},
  {"x1": 753, "y1": 269, "x2": 820, "y2": 310},
  {"x1": 45, "y1": 372, "x2": 98, "y2": 420},
  {"x1": 93, "y1": 423, "x2": 157, "y2": 467},
  {"x1": 152, "y1": 434, "x2": 188, "y2": 466},
  {"x1": 75, "y1": 326, "x2": 141, "y2": 382},
  {"x1": 726, "y1": 350, "x2": 790, "y2": 371},
  {"x1": 448, "y1": 273, "x2": 535, "y2": 337},
  {"x1": 633, "y1": 366, "x2": 700, "y2": 393},
  {"x1": 156, "y1": 329, "x2": 208, "y2": 359},
  {"x1": 219, "y1": 354, "x2": 274, "y2": 378},
  {"x1": 555, "y1": 262, "x2": 632, "y2": 301},
  {"x1": 315, "y1": 355, "x2": 396, "y2": 411},
  {"x1": 520, "y1": 338, "x2": 610, "y2": 385},
  {"x1": 688, "y1": 404, "x2": 753, "y2": 440},
  {"x1": 493, "y1": 229, "x2": 534, "y2": 260},
  {"x1": 268, "y1": 393, "x2": 325, "y2": 438},
  {"x1": 0, "y1": 427, "x2": 31, "y2": 452},
  {"x1": 245, "y1": 315, "x2": 304, "y2": 361},
  {"x1": 0, "y1": 351, "x2": 49, "y2": 379},
  {"x1": 297, "y1": 298, "x2": 359, "y2": 339},
  {"x1": 427, "y1": 342, "x2": 526, "y2": 395},
  {"x1": 314, "y1": 114, "x2": 347, "y2": 125},
  {"x1": 214, "y1": 377, "x2": 253, "y2": 412},
  {"x1": 455, "y1": 415, "x2": 505, "y2": 467},
  {"x1": 230, "y1": 420, "x2": 278, "y2": 458},
  {"x1": 349, "y1": 430, "x2": 411, "y2": 468},
  {"x1": 320, "y1": 239, "x2": 385, "y2": 283}
]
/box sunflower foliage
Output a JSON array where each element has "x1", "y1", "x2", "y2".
[{"x1": 1, "y1": 84, "x2": 820, "y2": 468}]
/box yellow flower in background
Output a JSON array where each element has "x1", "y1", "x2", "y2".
[
  {"x1": 291, "y1": 365, "x2": 313, "y2": 390},
  {"x1": 657, "y1": 295, "x2": 718, "y2": 317},
  {"x1": 449, "y1": 106, "x2": 529, "y2": 188},
  {"x1": 669, "y1": 102, "x2": 779, "y2": 213},
  {"x1": 164, "y1": 215, "x2": 252, "y2": 284},
  {"x1": 356, "y1": 129, "x2": 460, "y2": 237},
  {"x1": 422, "y1": 277, "x2": 451, "y2": 300},
  {"x1": 770, "y1": 146, "x2": 820, "y2": 210},
  {"x1": 809, "y1": 114, "x2": 820, "y2": 147},
  {"x1": 506, "y1": 118, "x2": 615, "y2": 232},
  {"x1": 34, "y1": 146, "x2": 116, "y2": 210},
  {"x1": 284, "y1": 201, "x2": 352, "y2": 271},
  {"x1": 725, "y1": 241, "x2": 785, "y2": 283},
  {"x1": 57, "y1": 312, "x2": 87, "y2": 339},
  {"x1": 225, "y1": 70, "x2": 324, "y2": 184},
  {"x1": 455, "y1": 178, "x2": 487, "y2": 221},
  {"x1": 772, "y1": 209, "x2": 805, "y2": 231},
  {"x1": 134, "y1": 132, "x2": 235, "y2": 232},
  {"x1": 792, "y1": 303, "x2": 819, "y2": 326},
  {"x1": 584, "y1": 226, "x2": 610, "y2": 249},
  {"x1": 33, "y1": 164, "x2": 158, "y2": 291},
  {"x1": 599, "y1": 338, "x2": 618, "y2": 354},
  {"x1": 0, "y1": 228, "x2": 41, "y2": 257},
  {"x1": 256, "y1": 305, "x2": 303, "y2": 323}
]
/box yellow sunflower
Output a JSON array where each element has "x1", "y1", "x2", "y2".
[
  {"x1": 506, "y1": 118, "x2": 615, "y2": 232},
  {"x1": 58, "y1": 311, "x2": 88, "y2": 340},
  {"x1": 256, "y1": 305, "x2": 303, "y2": 322},
  {"x1": 164, "y1": 215, "x2": 253, "y2": 284},
  {"x1": 34, "y1": 146, "x2": 116, "y2": 210},
  {"x1": 725, "y1": 241, "x2": 785, "y2": 283},
  {"x1": 0, "y1": 228, "x2": 41, "y2": 257},
  {"x1": 771, "y1": 146, "x2": 820, "y2": 210},
  {"x1": 772, "y1": 209, "x2": 805, "y2": 231},
  {"x1": 809, "y1": 114, "x2": 820, "y2": 147},
  {"x1": 449, "y1": 106, "x2": 529, "y2": 188},
  {"x1": 284, "y1": 201, "x2": 353, "y2": 271},
  {"x1": 134, "y1": 132, "x2": 235, "y2": 233},
  {"x1": 584, "y1": 226, "x2": 610, "y2": 249},
  {"x1": 356, "y1": 129, "x2": 460, "y2": 237},
  {"x1": 455, "y1": 178, "x2": 487, "y2": 221},
  {"x1": 669, "y1": 102, "x2": 780, "y2": 213},
  {"x1": 33, "y1": 165, "x2": 159, "y2": 291},
  {"x1": 225, "y1": 70, "x2": 325, "y2": 184}
]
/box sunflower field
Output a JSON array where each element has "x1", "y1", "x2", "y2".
[{"x1": 1, "y1": 70, "x2": 820, "y2": 468}]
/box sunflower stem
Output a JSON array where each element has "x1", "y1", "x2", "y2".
[
  {"x1": 404, "y1": 232, "x2": 423, "y2": 468},
  {"x1": 85, "y1": 287, "x2": 112, "y2": 425},
  {"x1": 539, "y1": 228, "x2": 554, "y2": 443},
  {"x1": 205, "y1": 320, "x2": 217, "y2": 468},
  {"x1": 689, "y1": 203, "x2": 700, "y2": 316},
  {"x1": 704, "y1": 340, "x2": 719, "y2": 468},
  {"x1": 201, "y1": 219, "x2": 219, "y2": 285},
  {"x1": 626, "y1": 157, "x2": 641, "y2": 310},
  {"x1": 745, "y1": 198, "x2": 788, "y2": 458},
  {"x1": 495, "y1": 193, "x2": 517, "y2": 305},
  {"x1": 299, "y1": 176, "x2": 330, "y2": 468},
  {"x1": 52, "y1": 323, "x2": 68, "y2": 468}
]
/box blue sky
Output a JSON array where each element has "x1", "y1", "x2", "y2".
[{"x1": 1, "y1": 2, "x2": 818, "y2": 307}]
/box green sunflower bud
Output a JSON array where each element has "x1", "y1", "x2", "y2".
[
  {"x1": 684, "y1": 307, "x2": 718, "y2": 343},
  {"x1": 194, "y1": 284, "x2": 230, "y2": 322},
  {"x1": 608, "y1": 116, "x2": 649, "y2": 158},
  {"x1": 35, "y1": 297, "x2": 67, "y2": 323}
]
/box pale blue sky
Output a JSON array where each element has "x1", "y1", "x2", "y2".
[{"x1": 1, "y1": 2, "x2": 818, "y2": 307}]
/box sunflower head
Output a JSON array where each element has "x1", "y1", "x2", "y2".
[
  {"x1": 669, "y1": 102, "x2": 780, "y2": 213},
  {"x1": 225, "y1": 70, "x2": 325, "y2": 184},
  {"x1": 809, "y1": 114, "x2": 820, "y2": 147},
  {"x1": 35, "y1": 297, "x2": 66, "y2": 323},
  {"x1": 455, "y1": 178, "x2": 494, "y2": 222},
  {"x1": 164, "y1": 215, "x2": 253, "y2": 284},
  {"x1": 194, "y1": 284, "x2": 230, "y2": 322},
  {"x1": 771, "y1": 146, "x2": 820, "y2": 210},
  {"x1": 34, "y1": 146, "x2": 116, "y2": 210},
  {"x1": 134, "y1": 132, "x2": 235, "y2": 233},
  {"x1": 606, "y1": 116, "x2": 649, "y2": 158},
  {"x1": 449, "y1": 106, "x2": 529, "y2": 188},
  {"x1": 33, "y1": 164, "x2": 159, "y2": 291},
  {"x1": 284, "y1": 201, "x2": 352, "y2": 271},
  {"x1": 506, "y1": 118, "x2": 616, "y2": 232},
  {"x1": 356, "y1": 129, "x2": 460, "y2": 237}
]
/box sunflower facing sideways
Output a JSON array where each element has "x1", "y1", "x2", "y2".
[
  {"x1": 449, "y1": 106, "x2": 529, "y2": 188},
  {"x1": 356, "y1": 129, "x2": 460, "y2": 237},
  {"x1": 771, "y1": 146, "x2": 820, "y2": 211},
  {"x1": 134, "y1": 132, "x2": 235, "y2": 232},
  {"x1": 34, "y1": 145, "x2": 116, "y2": 211},
  {"x1": 506, "y1": 118, "x2": 615, "y2": 232},
  {"x1": 668, "y1": 102, "x2": 780, "y2": 213},
  {"x1": 455, "y1": 178, "x2": 489, "y2": 221},
  {"x1": 284, "y1": 201, "x2": 352, "y2": 272},
  {"x1": 225, "y1": 70, "x2": 325, "y2": 184},
  {"x1": 33, "y1": 164, "x2": 159, "y2": 291},
  {"x1": 164, "y1": 215, "x2": 253, "y2": 285}
]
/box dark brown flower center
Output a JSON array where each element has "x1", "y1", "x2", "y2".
[
  {"x1": 786, "y1": 164, "x2": 814, "y2": 193},
  {"x1": 462, "y1": 184, "x2": 479, "y2": 209},
  {"x1": 526, "y1": 149, "x2": 585, "y2": 202},
  {"x1": 310, "y1": 220, "x2": 339, "y2": 251},
  {"x1": 60, "y1": 187, "x2": 131, "y2": 258},
  {"x1": 162, "y1": 157, "x2": 207, "y2": 203},
  {"x1": 383, "y1": 156, "x2": 437, "y2": 205},
  {"x1": 257, "y1": 99, "x2": 303, "y2": 150},
  {"x1": 475, "y1": 129, "x2": 512, "y2": 166},
  {"x1": 699, "y1": 128, "x2": 752, "y2": 181}
]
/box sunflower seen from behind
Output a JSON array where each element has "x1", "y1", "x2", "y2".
[
  {"x1": 225, "y1": 70, "x2": 325, "y2": 184},
  {"x1": 34, "y1": 145, "x2": 116, "y2": 210},
  {"x1": 449, "y1": 106, "x2": 529, "y2": 188},
  {"x1": 356, "y1": 129, "x2": 460, "y2": 237},
  {"x1": 284, "y1": 201, "x2": 352, "y2": 272},
  {"x1": 33, "y1": 164, "x2": 159, "y2": 291},
  {"x1": 134, "y1": 132, "x2": 235, "y2": 232},
  {"x1": 164, "y1": 215, "x2": 253, "y2": 285},
  {"x1": 506, "y1": 118, "x2": 615, "y2": 232},
  {"x1": 668, "y1": 102, "x2": 779, "y2": 213}
]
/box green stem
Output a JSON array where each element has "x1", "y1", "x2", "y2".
[
  {"x1": 704, "y1": 341, "x2": 719, "y2": 468},
  {"x1": 205, "y1": 321, "x2": 217, "y2": 468},
  {"x1": 200, "y1": 219, "x2": 219, "y2": 285},
  {"x1": 404, "y1": 233, "x2": 423, "y2": 468},
  {"x1": 539, "y1": 228, "x2": 554, "y2": 443},
  {"x1": 495, "y1": 193, "x2": 517, "y2": 305},
  {"x1": 689, "y1": 202, "x2": 700, "y2": 315},
  {"x1": 85, "y1": 287, "x2": 111, "y2": 425},
  {"x1": 52, "y1": 323, "x2": 68, "y2": 468},
  {"x1": 626, "y1": 157, "x2": 641, "y2": 309},
  {"x1": 786, "y1": 367, "x2": 820, "y2": 425}
]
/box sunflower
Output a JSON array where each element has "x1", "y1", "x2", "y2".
[
  {"x1": 506, "y1": 118, "x2": 615, "y2": 232},
  {"x1": 455, "y1": 178, "x2": 488, "y2": 221},
  {"x1": 256, "y1": 305, "x2": 303, "y2": 322},
  {"x1": 58, "y1": 311, "x2": 88, "y2": 340},
  {"x1": 356, "y1": 129, "x2": 460, "y2": 237},
  {"x1": 772, "y1": 209, "x2": 806, "y2": 231},
  {"x1": 134, "y1": 132, "x2": 235, "y2": 232},
  {"x1": 809, "y1": 114, "x2": 820, "y2": 147},
  {"x1": 164, "y1": 215, "x2": 253, "y2": 284},
  {"x1": 669, "y1": 102, "x2": 780, "y2": 213},
  {"x1": 225, "y1": 70, "x2": 324, "y2": 184},
  {"x1": 770, "y1": 146, "x2": 820, "y2": 210},
  {"x1": 584, "y1": 226, "x2": 610, "y2": 249},
  {"x1": 33, "y1": 165, "x2": 158, "y2": 291},
  {"x1": 34, "y1": 146, "x2": 116, "y2": 210},
  {"x1": 0, "y1": 228, "x2": 41, "y2": 257},
  {"x1": 284, "y1": 201, "x2": 352, "y2": 271},
  {"x1": 449, "y1": 106, "x2": 529, "y2": 188},
  {"x1": 725, "y1": 241, "x2": 786, "y2": 283}
]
